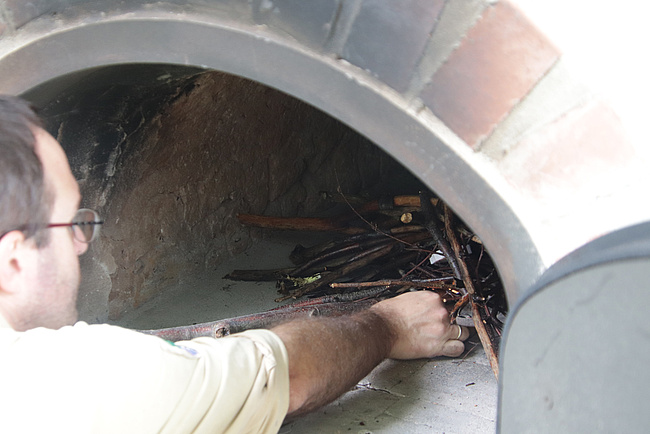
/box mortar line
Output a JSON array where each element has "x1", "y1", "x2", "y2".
[
  {"x1": 404, "y1": 0, "x2": 491, "y2": 100},
  {"x1": 324, "y1": 0, "x2": 364, "y2": 56}
]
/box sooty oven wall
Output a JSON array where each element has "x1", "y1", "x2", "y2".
[{"x1": 38, "y1": 65, "x2": 423, "y2": 322}]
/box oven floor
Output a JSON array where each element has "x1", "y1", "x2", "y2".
[{"x1": 113, "y1": 233, "x2": 498, "y2": 433}]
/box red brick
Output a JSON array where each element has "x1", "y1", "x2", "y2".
[
  {"x1": 421, "y1": 0, "x2": 560, "y2": 148},
  {"x1": 499, "y1": 99, "x2": 635, "y2": 196}
]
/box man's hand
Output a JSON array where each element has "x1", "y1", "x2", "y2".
[
  {"x1": 370, "y1": 291, "x2": 469, "y2": 360},
  {"x1": 273, "y1": 290, "x2": 469, "y2": 417}
]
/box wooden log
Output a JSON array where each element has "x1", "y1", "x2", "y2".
[
  {"x1": 236, "y1": 214, "x2": 367, "y2": 234},
  {"x1": 443, "y1": 204, "x2": 500, "y2": 379},
  {"x1": 329, "y1": 194, "x2": 439, "y2": 213},
  {"x1": 237, "y1": 195, "x2": 439, "y2": 237}
]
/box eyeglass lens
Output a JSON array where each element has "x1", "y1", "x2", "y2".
[{"x1": 72, "y1": 209, "x2": 102, "y2": 243}]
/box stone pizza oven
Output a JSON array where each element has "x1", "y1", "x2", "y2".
[
  {"x1": 0, "y1": 0, "x2": 646, "y2": 322},
  {"x1": 2, "y1": 0, "x2": 650, "y2": 431}
]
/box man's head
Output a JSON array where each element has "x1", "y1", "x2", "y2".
[
  {"x1": 0, "y1": 96, "x2": 51, "y2": 245},
  {"x1": 0, "y1": 95, "x2": 88, "y2": 331}
]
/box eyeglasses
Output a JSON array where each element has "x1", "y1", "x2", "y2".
[
  {"x1": 0, "y1": 208, "x2": 104, "y2": 243},
  {"x1": 47, "y1": 208, "x2": 103, "y2": 243}
]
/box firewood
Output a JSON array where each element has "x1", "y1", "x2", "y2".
[
  {"x1": 326, "y1": 193, "x2": 439, "y2": 213},
  {"x1": 224, "y1": 190, "x2": 507, "y2": 376},
  {"x1": 419, "y1": 191, "x2": 462, "y2": 280},
  {"x1": 443, "y1": 204, "x2": 500, "y2": 379},
  {"x1": 236, "y1": 214, "x2": 368, "y2": 234},
  {"x1": 289, "y1": 225, "x2": 425, "y2": 265},
  {"x1": 330, "y1": 277, "x2": 455, "y2": 290},
  {"x1": 276, "y1": 243, "x2": 396, "y2": 301}
]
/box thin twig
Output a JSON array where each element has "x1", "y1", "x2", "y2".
[
  {"x1": 270, "y1": 287, "x2": 388, "y2": 309},
  {"x1": 401, "y1": 251, "x2": 434, "y2": 279},
  {"x1": 443, "y1": 203, "x2": 499, "y2": 379},
  {"x1": 419, "y1": 191, "x2": 462, "y2": 280},
  {"x1": 276, "y1": 243, "x2": 396, "y2": 301},
  {"x1": 330, "y1": 277, "x2": 455, "y2": 289},
  {"x1": 336, "y1": 186, "x2": 428, "y2": 251}
]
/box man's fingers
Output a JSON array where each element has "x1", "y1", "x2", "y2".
[
  {"x1": 447, "y1": 324, "x2": 469, "y2": 342},
  {"x1": 372, "y1": 292, "x2": 474, "y2": 360},
  {"x1": 440, "y1": 339, "x2": 465, "y2": 357},
  {"x1": 435, "y1": 324, "x2": 470, "y2": 358}
]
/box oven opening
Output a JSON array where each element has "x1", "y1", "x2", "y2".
[{"x1": 33, "y1": 63, "x2": 504, "y2": 431}]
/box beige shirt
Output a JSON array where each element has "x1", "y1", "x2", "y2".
[{"x1": 0, "y1": 314, "x2": 290, "y2": 433}]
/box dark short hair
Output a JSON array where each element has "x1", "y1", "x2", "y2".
[{"x1": 0, "y1": 95, "x2": 51, "y2": 246}]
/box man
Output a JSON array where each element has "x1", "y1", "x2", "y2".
[{"x1": 0, "y1": 95, "x2": 468, "y2": 433}]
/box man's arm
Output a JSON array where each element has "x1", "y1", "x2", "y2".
[{"x1": 271, "y1": 290, "x2": 467, "y2": 417}]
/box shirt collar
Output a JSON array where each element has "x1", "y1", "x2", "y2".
[{"x1": 0, "y1": 312, "x2": 13, "y2": 329}]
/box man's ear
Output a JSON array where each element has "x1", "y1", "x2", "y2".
[{"x1": 0, "y1": 231, "x2": 30, "y2": 294}]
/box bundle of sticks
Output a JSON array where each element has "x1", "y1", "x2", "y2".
[{"x1": 225, "y1": 191, "x2": 507, "y2": 378}]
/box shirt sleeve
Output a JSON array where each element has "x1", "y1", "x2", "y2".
[{"x1": 0, "y1": 323, "x2": 290, "y2": 434}]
